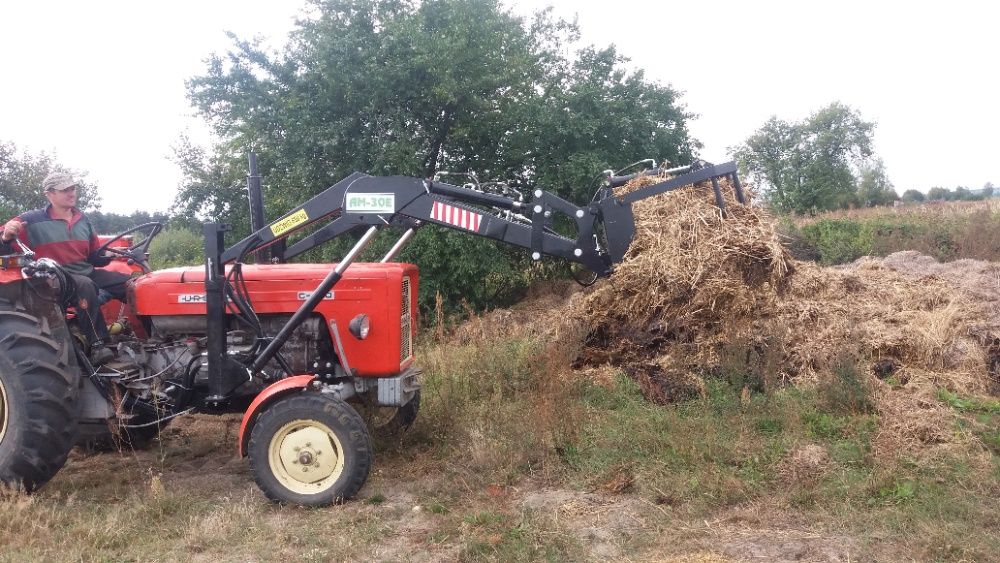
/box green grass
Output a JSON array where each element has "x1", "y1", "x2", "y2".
[{"x1": 940, "y1": 389, "x2": 1000, "y2": 456}]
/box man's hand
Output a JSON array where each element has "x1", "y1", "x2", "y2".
[{"x1": 1, "y1": 219, "x2": 23, "y2": 243}]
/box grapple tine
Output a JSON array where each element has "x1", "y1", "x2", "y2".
[{"x1": 711, "y1": 176, "x2": 727, "y2": 218}]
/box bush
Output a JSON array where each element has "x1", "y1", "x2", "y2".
[
  {"x1": 799, "y1": 219, "x2": 874, "y2": 265},
  {"x1": 784, "y1": 202, "x2": 1000, "y2": 264},
  {"x1": 149, "y1": 227, "x2": 204, "y2": 269}
]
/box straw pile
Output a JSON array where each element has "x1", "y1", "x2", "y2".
[
  {"x1": 564, "y1": 175, "x2": 1000, "y2": 460},
  {"x1": 574, "y1": 178, "x2": 792, "y2": 399},
  {"x1": 448, "y1": 173, "x2": 999, "y2": 461}
]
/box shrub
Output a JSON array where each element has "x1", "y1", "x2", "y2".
[
  {"x1": 799, "y1": 219, "x2": 873, "y2": 265},
  {"x1": 783, "y1": 201, "x2": 1000, "y2": 264},
  {"x1": 149, "y1": 227, "x2": 204, "y2": 269}
]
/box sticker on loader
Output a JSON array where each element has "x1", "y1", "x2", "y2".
[
  {"x1": 270, "y1": 209, "x2": 310, "y2": 237},
  {"x1": 346, "y1": 193, "x2": 395, "y2": 213}
]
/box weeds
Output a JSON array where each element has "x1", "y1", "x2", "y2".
[{"x1": 780, "y1": 200, "x2": 1000, "y2": 265}]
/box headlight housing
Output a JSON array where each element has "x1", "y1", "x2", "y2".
[{"x1": 349, "y1": 314, "x2": 370, "y2": 339}]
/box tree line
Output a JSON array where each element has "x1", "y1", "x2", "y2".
[{"x1": 901, "y1": 184, "x2": 994, "y2": 203}]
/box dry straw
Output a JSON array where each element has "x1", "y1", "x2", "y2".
[
  {"x1": 560, "y1": 174, "x2": 999, "y2": 461},
  {"x1": 446, "y1": 172, "x2": 999, "y2": 461}
]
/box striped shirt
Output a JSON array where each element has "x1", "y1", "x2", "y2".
[{"x1": 1, "y1": 205, "x2": 103, "y2": 275}]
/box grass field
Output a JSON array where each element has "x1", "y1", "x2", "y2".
[
  {"x1": 2, "y1": 332, "x2": 997, "y2": 562},
  {"x1": 780, "y1": 199, "x2": 1000, "y2": 265}
]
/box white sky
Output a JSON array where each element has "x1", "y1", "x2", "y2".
[{"x1": 1, "y1": 0, "x2": 997, "y2": 214}]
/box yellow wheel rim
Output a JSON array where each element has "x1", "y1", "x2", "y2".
[
  {"x1": 267, "y1": 419, "x2": 345, "y2": 495},
  {"x1": 0, "y1": 376, "x2": 8, "y2": 445}
]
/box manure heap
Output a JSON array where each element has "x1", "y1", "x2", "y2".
[{"x1": 566, "y1": 176, "x2": 1000, "y2": 460}]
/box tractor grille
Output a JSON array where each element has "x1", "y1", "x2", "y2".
[{"x1": 400, "y1": 276, "x2": 412, "y2": 362}]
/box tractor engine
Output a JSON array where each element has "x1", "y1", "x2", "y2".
[{"x1": 98, "y1": 315, "x2": 330, "y2": 407}]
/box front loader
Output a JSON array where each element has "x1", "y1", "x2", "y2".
[{"x1": 0, "y1": 158, "x2": 744, "y2": 505}]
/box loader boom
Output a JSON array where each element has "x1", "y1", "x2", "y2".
[
  {"x1": 220, "y1": 160, "x2": 742, "y2": 275},
  {"x1": 202, "y1": 160, "x2": 742, "y2": 397}
]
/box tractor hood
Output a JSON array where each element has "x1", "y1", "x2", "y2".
[
  {"x1": 129, "y1": 262, "x2": 418, "y2": 318},
  {"x1": 140, "y1": 263, "x2": 408, "y2": 284}
]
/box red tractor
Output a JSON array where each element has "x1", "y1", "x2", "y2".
[{"x1": 0, "y1": 158, "x2": 743, "y2": 505}]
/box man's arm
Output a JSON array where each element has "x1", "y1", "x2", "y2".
[
  {"x1": 0, "y1": 218, "x2": 25, "y2": 254},
  {"x1": 85, "y1": 217, "x2": 112, "y2": 267}
]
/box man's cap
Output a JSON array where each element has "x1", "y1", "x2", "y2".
[{"x1": 42, "y1": 172, "x2": 78, "y2": 193}]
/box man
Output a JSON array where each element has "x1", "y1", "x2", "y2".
[{"x1": 0, "y1": 172, "x2": 129, "y2": 363}]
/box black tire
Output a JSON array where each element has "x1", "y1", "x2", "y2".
[
  {"x1": 248, "y1": 392, "x2": 372, "y2": 506},
  {"x1": 0, "y1": 299, "x2": 78, "y2": 491}
]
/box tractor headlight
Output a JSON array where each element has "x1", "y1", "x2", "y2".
[{"x1": 349, "y1": 314, "x2": 370, "y2": 340}]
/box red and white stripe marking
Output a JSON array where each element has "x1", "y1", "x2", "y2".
[{"x1": 431, "y1": 201, "x2": 482, "y2": 232}]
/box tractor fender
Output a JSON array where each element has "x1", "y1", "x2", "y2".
[{"x1": 238, "y1": 375, "x2": 316, "y2": 457}]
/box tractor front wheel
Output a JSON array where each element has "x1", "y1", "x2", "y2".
[
  {"x1": 0, "y1": 299, "x2": 78, "y2": 491},
  {"x1": 247, "y1": 393, "x2": 372, "y2": 506}
]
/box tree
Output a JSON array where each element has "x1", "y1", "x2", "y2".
[
  {"x1": 900, "y1": 189, "x2": 925, "y2": 203},
  {"x1": 88, "y1": 210, "x2": 171, "y2": 234},
  {"x1": 954, "y1": 186, "x2": 975, "y2": 201},
  {"x1": 855, "y1": 158, "x2": 897, "y2": 207},
  {"x1": 927, "y1": 186, "x2": 950, "y2": 201},
  {"x1": 179, "y1": 0, "x2": 697, "y2": 313},
  {"x1": 0, "y1": 141, "x2": 101, "y2": 219},
  {"x1": 982, "y1": 182, "x2": 994, "y2": 198},
  {"x1": 732, "y1": 102, "x2": 875, "y2": 214}
]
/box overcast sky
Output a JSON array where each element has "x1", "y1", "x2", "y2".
[{"x1": 1, "y1": 0, "x2": 997, "y2": 214}]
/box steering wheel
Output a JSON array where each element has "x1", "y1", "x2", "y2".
[{"x1": 95, "y1": 222, "x2": 163, "y2": 273}]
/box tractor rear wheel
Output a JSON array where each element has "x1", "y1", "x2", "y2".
[
  {"x1": 0, "y1": 299, "x2": 78, "y2": 491},
  {"x1": 248, "y1": 393, "x2": 372, "y2": 506}
]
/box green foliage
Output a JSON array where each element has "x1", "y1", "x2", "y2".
[
  {"x1": 0, "y1": 140, "x2": 102, "y2": 217},
  {"x1": 938, "y1": 390, "x2": 1000, "y2": 415},
  {"x1": 818, "y1": 355, "x2": 875, "y2": 415},
  {"x1": 921, "y1": 185, "x2": 991, "y2": 202},
  {"x1": 855, "y1": 158, "x2": 897, "y2": 207},
  {"x1": 802, "y1": 411, "x2": 849, "y2": 440},
  {"x1": 927, "y1": 186, "x2": 949, "y2": 201},
  {"x1": 395, "y1": 229, "x2": 535, "y2": 313},
  {"x1": 88, "y1": 210, "x2": 171, "y2": 235},
  {"x1": 178, "y1": 0, "x2": 696, "y2": 314},
  {"x1": 148, "y1": 227, "x2": 205, "y2": 269},
  {"x1": 872, "y1": 479, "x2": 917, "y2": 505},
  {"x1": 733, "y1": 102, "x2": 878, "y2": 214},
  {"x1": 798, "y1": 219, "x2": 874, "y2": 264},
  {"x1": 784, "y1": 205, "x2": 1000, "y2": 265},
  {"x1": 900, "y1": 189, "x2": 925, "y2": 203}
]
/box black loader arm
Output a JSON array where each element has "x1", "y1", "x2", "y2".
[
  {"x1": 222, "y1": 172, "x2": 612, "y2": 275},
  {"x1": 202, "y1": 160, "x2": 742, "y2": 397},
  {"x1": 220, "y1": 160, "x2": 741, "y2": 278}
]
